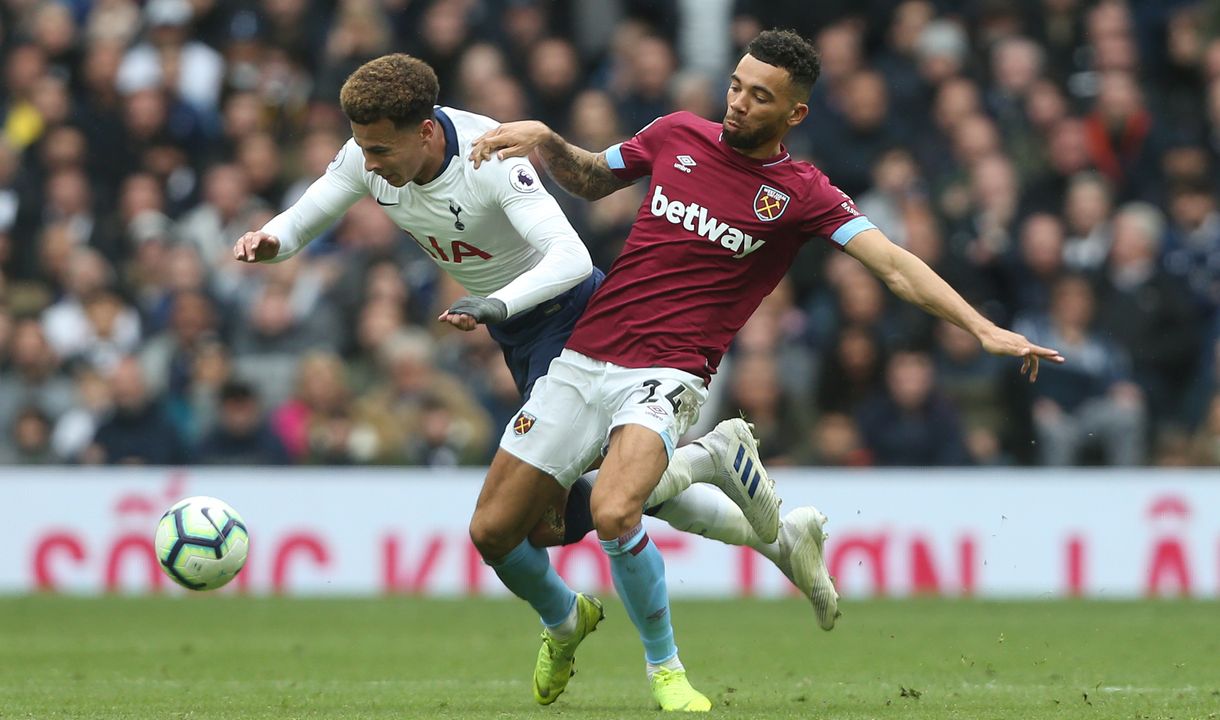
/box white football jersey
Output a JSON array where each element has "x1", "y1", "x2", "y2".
[{"x1": 261, "y1": 107, "x2": 591, "y2": 318}]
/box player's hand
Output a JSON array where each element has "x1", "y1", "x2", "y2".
[
  {"x1": 438, "y1": 296, "x2": 508, "y2": 331},
  {"x1": 469, "y1": 121, "x2": 553, "y2": 169},
  {"x1": 977, "y1": 326, "x2": 1065, "y2": 382},
  {"x1": 233, "y1": 231, "x2": 281, "y2": 262}
]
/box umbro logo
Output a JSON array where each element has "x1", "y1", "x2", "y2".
[
  {"x1": 376, "y1": 198, "x2": 397, "y2": 206},
  {"x1": 673, "y1": 154, "x2": 697, "y2": 174}
]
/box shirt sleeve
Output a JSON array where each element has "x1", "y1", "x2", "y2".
[
  {"x1": 801, "y1": 172, "x2": 877, "y2": 248},
  {"x1": 260, "y1": 138, "x2": 367, "y2": 262},
  {"x1": 604, "y1": 112, "x2": 687, "y2": 182},
  {"x1": 478, "y1": 158, "x2": 593, "y2": 318}
]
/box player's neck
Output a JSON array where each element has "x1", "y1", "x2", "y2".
[
  {"x1": 412, "y1": 125, "x2": 448, "y2": 184},
  {"x1": 730, "y1": 137, "x2": 785, "y2": 161}
]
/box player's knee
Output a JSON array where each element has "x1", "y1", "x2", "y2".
[
  {"x1": 468, "y1": 511, "x2": 518, "y2": 562},
  {"x1": 590, "y1": 496, "x2": 642, "y2": 540}
]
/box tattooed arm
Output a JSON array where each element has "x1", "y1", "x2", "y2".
[{"x1": 470, "y1": 121, "x2": 632, "y2": 201}]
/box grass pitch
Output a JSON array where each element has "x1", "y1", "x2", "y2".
[{"x1": 1, "y1": 596, "x2": 1217, "y2": 719}]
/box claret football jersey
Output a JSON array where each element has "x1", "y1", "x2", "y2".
[{"x1": 565, "y1": 111, "x2": 877, "y2": 383}]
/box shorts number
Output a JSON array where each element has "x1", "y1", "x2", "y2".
[{"x1": 638, "y1": 379, "x2": 683, "y2": 414}]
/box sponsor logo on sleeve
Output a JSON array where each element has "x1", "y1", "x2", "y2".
[
  {"x1": 753, "y1": 185, "x2": 790, "y2": 222},
  {"x1": 509, "y1": 164, "x2": 539, "y2": 193},
  {"x1": 836, "y1": 187, "x2": 860, "y2": 216}
]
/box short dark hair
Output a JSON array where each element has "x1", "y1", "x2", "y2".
[
  {"x1": 340, "y1": 54, "x2": 439, "y2": 128},
  {"x1": 219, "y1": 379, "x2": 257, "y2": 403},
  {"x1": 745, "y1": 29, "x2": 821, "y2": 101}
]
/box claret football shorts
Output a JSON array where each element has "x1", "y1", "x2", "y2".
[{"x1": 499, "y1": 349, "x2": 708, "y2": 487}]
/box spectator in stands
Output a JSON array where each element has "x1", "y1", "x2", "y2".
[
  {"x1": 272, "y1": 351, "x2": 351, "y2": 463},
  {"x1": 798, "y1": 412, "x2": 871, "y2": 467},
  {"x1": 86, "y1": 355, "x2": 187, "y2": 465},
  {"x1": 873, "y1": 0, "x2": 935, "y2": 122},
  {"x1": 812, "y1": 69, "x2": 904, "y2": 198},
  {"x1": 176, "y1": 164, "x2": 268, "y2": 295},
  {"x1": 42, "y1": 247, "x2": 140, "y2": 367},
  {"x1": 933, "y1": 319, "x2": 1012, "y2": 465},
  {"x1": 1015, "y1": 275, "x2": 1146, "y2": 465},
  {"x1": 815, "y1": 324, "x2": 886, "y2": 417},
  {"x1": 1061, "y1": 172, "x2": 1114, "y2": 272},
  {"x1": 195, "y1": 379, "x2": 290, "y2": 465},
  {"x1": 117, "y1": 0, "x2": 225, "y2": 115},
  {"x1": 1162, "y1": 178, "x2": 1220, "y2": 316},
  {"x1": 0, "y1": 318, "x2": 74, "y2": 439},
  {"x1": 1083, "y1": 70, "x2": 1160, "y2": 202},
  {"x1": 0, "y1": 406, "x2": 57, "y2": 464},
  {"x1": 614, "y1": 33, "x2": 677, "y2": 130},
  {"x1": 1004, "y1": 213, "x2": 1067, "y2": 318},
  {"x1": 51, "y1": 365, "x2": 114, "y2": 463},
  {"x1": 856, "y1": 347, "x2": 971, "y2": 466},
  {"x1": 1094, "y1": 203, "x2": 1200, "y2": 430},
  {"x1": 525, "y1": 38, "x2": 583, "y2": 132},
  {"x1": 356, "y1": 330, "x2": 490, "y2": 465}
]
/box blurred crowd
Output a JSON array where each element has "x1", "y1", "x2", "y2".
[{"x1": 2, "y1": 0, "x2": 1220, "y2": 468}]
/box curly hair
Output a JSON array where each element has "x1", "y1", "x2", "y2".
[
  {"x1": 340, "y1": 54, "x2": 439, "y2": 128},
  {"x1": 745, "y1": 30, "x2": 821, "y2": 101}
]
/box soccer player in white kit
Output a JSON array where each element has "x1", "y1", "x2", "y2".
[{"x1": 232, "y1": 52, "x2": 836, "y2": 693}]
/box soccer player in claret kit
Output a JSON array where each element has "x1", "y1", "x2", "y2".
[{"x1": 470, "y1": 29, "x2": 1065, "y2": 711}]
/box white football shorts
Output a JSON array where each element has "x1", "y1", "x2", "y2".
[{"x1": 499, "y1": 349, "x2": 708, "y2": 487}]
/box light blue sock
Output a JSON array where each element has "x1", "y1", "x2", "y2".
[
  {"x1": 601, "y1": 524, "x2": 677, "y2": 664},
  {"x1": 490, "y1": 539, "x2": 577, "y2": 628}
]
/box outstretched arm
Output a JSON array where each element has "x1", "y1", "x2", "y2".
[
  {"x1": 844, "y1": 228, "x2": 1065, "y2": 381},
  {"x1": 470, "y1": 121, "x2": 631, "y2": 201},
  {"x1": 235, "y1": 141, "x2": 366, "y2": 264}
]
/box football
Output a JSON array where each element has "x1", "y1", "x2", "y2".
[{"x1": 154, "y1": 496, "x2": 249, "y2": 591}]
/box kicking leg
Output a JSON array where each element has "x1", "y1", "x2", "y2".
[
  {"x1": 651, "y1": 487, "x2": 840, "y2": 631},
  {"x1": 648, "y1": 419, "x2": 780, "y2": 543}
]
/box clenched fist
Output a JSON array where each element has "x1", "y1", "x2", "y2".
[{"x1": 233, "y1": 231, "x2": 281, "y2": 262}]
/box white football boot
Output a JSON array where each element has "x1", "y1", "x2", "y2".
[
  {"x1": 775, "y1": 506, "x2": 840, "y2": 631},
  {"x1": 692, "y1": 418, "x2": 780, "y2": 544}
]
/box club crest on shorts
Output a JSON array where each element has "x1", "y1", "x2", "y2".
[
  {"x1": 754, "y1": 185, "x2": 790, "y2": 222},
  {"x1": 513, "y1": 411, "x2": 536, "y2": 435}
]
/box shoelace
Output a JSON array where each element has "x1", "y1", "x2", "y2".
[{"x1": 653, "y1": 669, "x2": 686, "y2": 688}]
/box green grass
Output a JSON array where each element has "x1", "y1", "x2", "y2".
[{"x1": 1, "y1": 596, "x2": 1218, "y2": 719}]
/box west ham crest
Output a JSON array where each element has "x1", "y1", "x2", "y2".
[
  {"x1": 753, "y1": 185, "x2": 790, "y2": 222},
  {"x1": 513, "y1": 411, "x2": 536, "y2": 435}
]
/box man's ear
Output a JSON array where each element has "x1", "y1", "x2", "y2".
[
  {"x1": 419, "y1": 118, "x2": 436, "y2": 142},
  {"x1": 788, "y1": 102, "x2": 809, "y2": 129}
]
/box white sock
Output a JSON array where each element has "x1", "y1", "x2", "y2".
[
  {"x1": 651, "y1": 484, "x2": 781, "y2": 563},
  {"x1": 646, "y1": 444, "x2": 708, "y2": 508},
  {"x1": 544, "y1": 598, "x2": 579, "y2": 639},
  {"x1": 646, "y1": 653, "x2": 685, "y2": 679},
  {"x1": 683, "y1": 442, "x2": 717, "y2": 483}
]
